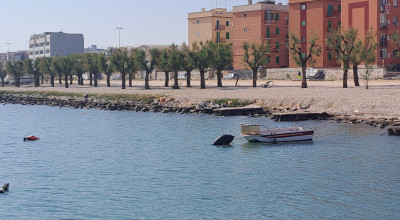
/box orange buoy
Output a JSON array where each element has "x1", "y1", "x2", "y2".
[{"x1": 23, "y1": 135, "x2": 40, "y2": 141}]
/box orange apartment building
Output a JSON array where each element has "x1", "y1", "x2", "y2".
[
  {"x1": 288, "y1": 0, "x2": 341, "y2": 68},
  {"x1": 233, "y1": 0, "x2": 289, "y2": 69},
  {"x1": 341, "y1": 0, "x2": 400, "y2": 67},
  {"x1": 188, "y1": 8, "x2": 233, "y2": 46}
]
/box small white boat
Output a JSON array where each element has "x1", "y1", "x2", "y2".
[{"x1": 241, "y1": 124, "x2": 314, "y2": 143}]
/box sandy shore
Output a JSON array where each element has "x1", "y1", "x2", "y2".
[{"x1": 1, "y1": 79, "x2": 400, "y2": 119}]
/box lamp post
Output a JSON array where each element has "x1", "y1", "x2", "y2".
[
  {"x1": 116, "y1": 27, "x2": 123, "y2": 48},
  {"x1": 6, "y1": 42, "x2": 11, "y2": 61}
]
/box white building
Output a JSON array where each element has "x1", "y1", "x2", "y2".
[{"x1": 29, "y1": 32, "x2": 84, "y2": 60}]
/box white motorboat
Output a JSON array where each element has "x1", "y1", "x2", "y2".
[{"x1": 241, "y1": 124, "x2": 314, "y2": 143}]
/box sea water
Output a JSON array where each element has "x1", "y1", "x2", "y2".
[{"x1": 0, "y1": 104, "x2": 399, "y2": 219}]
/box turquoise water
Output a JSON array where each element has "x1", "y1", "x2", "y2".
[{"x1": 0, "y1": 104, "x2": 399, "y2": 219}]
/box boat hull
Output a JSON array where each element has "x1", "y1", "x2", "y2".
[{"x1": 244, "y1": 130, "x2": 314, "y2": 143}]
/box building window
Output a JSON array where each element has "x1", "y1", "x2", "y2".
[
  {"x1": 393, "y1": 16, "x2": 399, "y2": 26},
  {"x1": 301, "y1": 4, "x2": 306, "y2": 10},
  {"x1": 301, "y1": 21, "x2": 306, "y2": 26},
  {"x1": 328, "y1": 52, "x2": 332, "y2": 61},
  {"x1": 327, "y1": 4, "x2": 333, "y2": 16},
  {"x1": 226, "y1": 32, "x2": 230, "y2": 39},
  {"x1": 338, "y1": 5, "x2": 341, "y2": 12},
  {"x1": 394, "y1": 50, "x2": 399, "y2": 58},
  {"x1": 267, "y1": 56, "x2": 270, "y2": 64},
  {"x1": 338, "y1": 21, "x2": 341, "y2": 27},
  {"x1": 275, "y1": 14, "x2": 279, "y2": 21},
  {"x1": 46, "y1": 50, "x2": 50, "y2": 54},
  {"x1": 394, "y1": 0, "x2": 398, "y2": 7},
  {"x1": 29, "y1": 52, "x2": 33, "y2": 55},
  {"x1": 29, "y1": 44, "x2": 34, "y2": 48},
  {"x1": 276, "y1": 27, "x2": 280, "y2": 35},
  {"x1": 380, "y1": 48, "x2": 388, "y2": 58},
  {"x1": 226, "y1": 20, "x2": 229, "y2": 26},
  {"x1": 301, "y1": 37, "x2": 306, "y2": 42},
  {"x1": 276, "y1": 56, "x2": 280, "y2": 64},
  {"x1": 244, "y1": 28, "x2": 248, "y2": 32},
  {"x1": 244, "y1": 13, "x2": 247, "y2": 18},
  {"x1": 276, "y1": 42, "x2": 280, "y2": 51},
  {"x1": 266, "y1": 27, "x2": 270, "y2": 38},
  {"x1": 328, "y1": 20, "x2": 332, "y2": 30}
]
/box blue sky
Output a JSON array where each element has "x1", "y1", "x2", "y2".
[{"x1": 1, "y1": 0, "x2": 286, "y2": 53}]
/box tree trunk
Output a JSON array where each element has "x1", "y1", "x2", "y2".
[
  {"x1": 164, "y1": 71, "x2": 169, "y2": 87},
  {"x1": 64, "y1": 74, "x2": 69, "y2": 88},
  {"x1": 35, "y1": 75, "x2": 39, "y2": 87},
  {"x1": 353, "y1": 65, "x2": 360, "y2": 86},
  {"x1": 51, "y1": 75, "x2": 55, "y2": 87},
  {"x1": 217, "y1": 70, "x2": 223, "y2": 87},
  {"x1": 145, "y1": 72, "x2": 150, "y2": 89},
  {"x1": 173, "y1": 71, "x2": 179, "y2": 89},
  {"x1": 59, "y1": 75, "x2": 62, "y2": 84},
  {"x1": 70, "y1": 75, "x2": 73, "y2": 85},
  {"x1": 41, "y1": 75, "x2": 44, "y2": 84},
  {"x1": 1, "y1": 77, "x2": 4, "y2": 87},
  {"x1": 121, "y1": 72, "x2": 126, "y2": 89},
  {"x1": 94, "y1": 73, "x2": 98, "y2": 87},
  {"x1": 200, "y1": 69, "x2": 206, "y2": 89},
  {"x1": 301, "y1": 64, "x2": 307, "y2": 88},
  {"x1": 186, "y1": 70, "x2": 191, "y2": 87},
  {"x1": 16, "y1": 76, "x2": 20, "y2": 87},
  {"x1": 89, "y1": 73, "x2": 93, "y2": 86},
  {"x1": 107, "y1": 74, "x2": 111, "y2": 87},
  {"x1": 343, "y1": 63, "x2": 349, "y2": 88},
  {"x1": 252, "y1": 69, "x2": 257, "y2": 88},
  {"x1": 128, "y1": 73, "x2": 133, "y2": 87}
]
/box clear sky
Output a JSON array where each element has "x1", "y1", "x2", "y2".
[{"x1": 1, "y1": 0, "x2": 286, "y2": 53}]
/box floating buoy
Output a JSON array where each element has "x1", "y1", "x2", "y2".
[
  {"x1": 0, "y1": 183, "x2": 9, "y2": 193},
  {"x1": 24, "y1": 135, "x2": 40, "y2": 141},
  {"x1": 213, "y1": 134, "x2": 235, "y2": 145}
]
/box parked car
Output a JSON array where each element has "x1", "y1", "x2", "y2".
[
  {"x1": 112, "y1": 75, "x2": 121, "y2": 80},
  {"x1": 223, "y1": 73, "x2": 240, "y2": 80}
]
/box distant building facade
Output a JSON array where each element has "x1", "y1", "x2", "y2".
[
  {"x1": 29, "y1": 32, "x2": 84, "y2": 60},
  {"x1": 233, "y1": 0, "x2": 289, "y2": 69},
  {"x1": 188, "y1": 8, "x2": 233, "y2": 46},
  {"x1": 0, "y1": 51, "x2": 28, "y2": 64}
]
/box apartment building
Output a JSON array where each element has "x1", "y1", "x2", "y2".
[
  {"x1": 188, "y1": 8, "x2": 233, "y2": 46},
  {"x1": 233, "y1": 0, "x2": 289, "y2": 69},
  {"x1": 341, "y1": 0, "x2": 400, "y2": 67},
  {"x1": 0, "y1": 51, "x2": 28, "y2": 64},
  {"x1": 29, "y1": 32, "x2": 84, "y2": 60},
  {"x1": 288, "y1": 0, "x2": 341, "y2": 68}
]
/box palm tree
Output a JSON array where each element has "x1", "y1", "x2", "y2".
[
  {"x1": 70, "y1": 54, "x2": 85, "y2": 85},
  {"x1": 6, "y1": 61, "x2": 24, "y2": 87},
  {"x1": 0, "y1": 63, "x2": 6, "y2": 87},
  {"x1": 52, "y1": 56, "x2": 73, "y2": 88},
  {"x1": 136, "y1": 48, "x2": 160, "y2": 89},
  {"x1": 23, "y1": 59, "x2": 40, "y2": 87},
  {"x1": 127, "y1": 48, "x2": 139, "y2": 87},
  {"x1": 243, "y1": 40, "x2": 270, "y2": 88},
  {"x1": 84, "y1": 53, "x2": 99, "y2": 87},
  {"x1": 37, "y1": 57, "x2": 55, "y2": 87},
  {"x1": 192, "y1": 41, "x2": 212, "y2": 89},
  {"x1": 168, "y1": 44, "x2": 184, "y2": 89},
  {"x1": 98, "y1": 54, "x2": 114, "y2": 87},
  {"x1": 209, "y1": 41, "x2": 233, "y2": 87},
  {"x1": 181, "y1": 43, "x2": 195, "y2": 87},
  {"x1": 158, "y1": 48, "x2": 171, "y2": 87},
  {"x1": 111, "y1": 49, "x2": 130, "y2": 89}
]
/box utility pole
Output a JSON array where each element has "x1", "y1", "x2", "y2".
[
  {"x1": 6, "y1": 42, "x2": 11, "y2": 61},
  {"x1": 116, "y1": 27, "x2": 123, "y2": 48}
]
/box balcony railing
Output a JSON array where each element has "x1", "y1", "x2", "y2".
[
  {"x1": 265, "y1": 19, "x2": 276, "y2": 25},
  {"x1": 380, "y1": 23, "x2": 388, "y2": 29},
  {"x1": 265, "y1": 34, "x2": 276, "y2": 39},
  {"x1": 215, "y1": 38, "x2": 227, "y2": 44},
  {"x1": 380, "y1": 39, "x2": 387, "y2": 46},
  {"x1": 214, "y1": 25, "x2": 226, "y2": 30},
  {"x1": 326, "y1": 10, "x2": 340, "y2": 17}
]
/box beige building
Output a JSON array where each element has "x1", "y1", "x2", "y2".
[{"x1": 188, "y1": 8, "x2": 233, "y2": 46}]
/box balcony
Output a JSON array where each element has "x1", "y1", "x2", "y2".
[
  {"x1": 265, "y1": 19, "x2": 276, "y2": 25},
  {"x1": 265, "y1": 34, "x2": 276, "y2": 39},
  {"x1": 380, "y1": 23, "x2": 388, "y2": 29},
  {"x1": 380, "y1": 5, "x2": 385, "y2": 12},
  {"x1": 214, "y1": 25, "x2": 226, "y2": 30},
  {"x1": 326, "y1": 10, "x2": 340, "y2": 17},
  {"x1": 380, "y1": 39, "x2": 387, "y2": 47},
  {"x1": 215, "y1": 38, "x2": 227, "y2": 44}
]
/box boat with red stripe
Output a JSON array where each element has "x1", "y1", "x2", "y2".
[{"x1": 241, "y1": 124, "x2": 314, "y2": 143}]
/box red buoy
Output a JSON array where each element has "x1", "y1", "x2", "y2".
[{"x1": 24, "y1": 135, "x2": 40, "y2": 141}]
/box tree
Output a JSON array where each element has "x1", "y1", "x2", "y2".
[
  {"x1": 392, "y1": 31, "x2": 400, "y2": 58},
  {"x1": 37, "y1": 57, "x2": 55, "y2": 87},
  {"x1": 326, "y1": 27, "x2": 359, "y2": 88},
  {"x1": 351, "y1": 39, "x2": 363, "y2": 87},
  {"x1": 0, "y1": 63, "x2": 6, "y2": 87},
  {"x1": 243, "y1": 40, "x2": 270, "y2": 88},
  {"x1": 181, "y1": 43, "x2": 195, "y2": 87},
  {"x1": 289, "y1": 31, "x2": 322, "y2": 88},
  {"x1": 359, "y1": 29, "x2": 378, "y2": 89},
  {"x1": 23, "y1": 59, "x2": 40, "y2": 87},
  {"x1": 98, "y1": 54, "x2": 114, "y2": 87},
  {"x1": 111, "y1": 49, "x2": 130, "y2": 89},
  {"x1": 127, "y1": 48, "x2": 139, "y2": 87},
  {"x1": 168, "y1": 44, "x2": 184, "y2": 89},
  {"x1": 52, "y1": 56, "x2": 73, "y2": 88},
  {"x1": 70, "y1": 54, "x2": 85, "y2": 85},
  {"x1": 192, "y1": 41, "x2": 213, "y2": 89},
  {"x1": 158, "y1": 48, "x2": 171, "y2": 87},
  {"x1": 6, "y1": 61, "x2": 24, "y2": 87},
  {"x1": 84, "y1": 53, "x2": 99, "y2": 87},
  {"x1": 136, "y1": 48, "x2": 160, "y2": 89},
  {"x1": 209, "y1": 41, "x2": 233, "y2": 87}
]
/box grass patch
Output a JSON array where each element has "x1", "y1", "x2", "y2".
[
  {"x1": 207, "y1": 99, "x2": 253, "y2": 107},
  {"x1": 0, "y1": 90, "x2": 163, "y2": 104}
]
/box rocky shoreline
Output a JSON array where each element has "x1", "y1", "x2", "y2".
[{"x1": 1, "y1": 92, "x2": 400, "y2": 132}]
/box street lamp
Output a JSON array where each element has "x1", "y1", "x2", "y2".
[
  {"x1": 116, "y1": 27, "x2": 123, "y2": 48},
  {"x1": 6, "y1": 42, "x2": 11, "y2": 61}
]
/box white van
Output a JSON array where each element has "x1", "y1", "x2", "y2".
[{"x1": 4, "y1": 75, "x2": 35, "y2": 84}]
